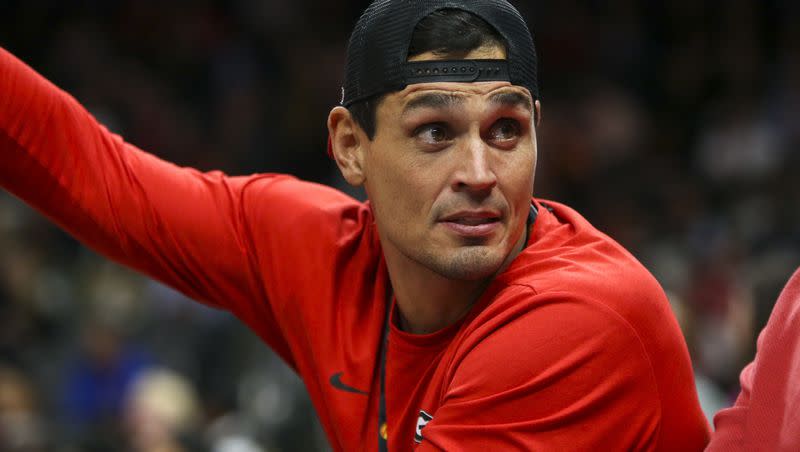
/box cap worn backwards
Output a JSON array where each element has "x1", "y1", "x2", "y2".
[{"x1": 341, "y1": 0, "x2": 539, "y2": 107}]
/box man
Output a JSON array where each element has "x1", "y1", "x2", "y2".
[
  {"x1": 0, "y1": 0, "x2": 709, "y2": 450},
  {"x1": 707, "y1": 267, "x2": 800, "y2": 451}
]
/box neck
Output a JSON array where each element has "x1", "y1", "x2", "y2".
[
  {"x1": 382, "y1": 232, "x2": 527, "y2": 335},
  {"x1": 390, "y1": 266, "x2": 489, "y2": 335}
]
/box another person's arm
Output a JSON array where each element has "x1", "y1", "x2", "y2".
[{"x1": 706, "y1": 268, "x2": 800, "y2": 451}]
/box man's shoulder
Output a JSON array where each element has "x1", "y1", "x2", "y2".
[
  {"x1": 237, "y1": 174, "x2": 375, "y2": 239},
  {"x1": 478, "y1": 198, "x2": 680, "y2": 367},
  {"x1": 240, "y1": 174, "x2": 366, "y2": 214},
  {"x1": 448, "y1": 283, "x2": 660, "y2": 410},
  {"x1": 501, "y1": 198, "x2": 667, "y2": 315},
  {"x1": 232, "y1": 174, "x2": 382, "y2": 290}
]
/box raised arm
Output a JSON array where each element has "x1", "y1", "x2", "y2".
[{"x1": 0, "y1": 46, "x2": 262, "y2": 304}]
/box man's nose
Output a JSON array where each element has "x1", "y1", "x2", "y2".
[{"x1": 451, "y1": 137, "x2": 497, "y2": 194}]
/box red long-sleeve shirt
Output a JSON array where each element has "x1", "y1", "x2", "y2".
[{"x1": 0, "y1": 47, "x2": 709, "y2": 451}]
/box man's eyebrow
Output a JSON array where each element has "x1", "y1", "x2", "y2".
[
  {"x1": 488, "y1": 91, "x2": 533, "y2": 112},
  {"x1": 401, "y1": 93, "x2": 465, "y2": 116}
]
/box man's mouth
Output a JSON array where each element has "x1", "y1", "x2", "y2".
[
  {"x1": 438, "y1": 211, "x2": 502, "y2": 237},
  {"x1": 447, "y1": 217, "x2": 500, "y2": 226}
]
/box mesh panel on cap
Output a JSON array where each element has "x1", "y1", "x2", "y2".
[{"x1": 341, "y1": 0, "x2": 539, "y2": 106}]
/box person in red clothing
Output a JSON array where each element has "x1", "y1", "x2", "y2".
[
  {"x1": 0, "y1": 0, "x2": 709, "y2": 450},
  {"x1": 707, "y1": 268, "x2": 800, "y2": 451}
]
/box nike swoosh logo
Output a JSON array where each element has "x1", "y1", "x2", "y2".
[{"x1": 329, "y1": 372, "x2": 367, "y2": 395}]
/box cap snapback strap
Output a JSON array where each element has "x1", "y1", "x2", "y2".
[{"x1": 404, "y1": 59, "x2": 510, "y2": 84}]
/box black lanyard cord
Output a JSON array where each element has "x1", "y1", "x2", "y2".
[{"x1": 378, "y1": 291, "x2": 391, "y2": 452}]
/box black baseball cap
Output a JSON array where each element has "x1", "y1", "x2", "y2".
[{"x1": 340, "y1": 0, "x2": 540, "y2": 106}]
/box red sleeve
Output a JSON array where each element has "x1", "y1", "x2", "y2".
[
  {"x1": 707, "y1": 268, "x2": 800, "y2": 451},
  {"x1": 0, "y1": 47, "x2": 363, "y2": 368},
  {"x1": 0, "y1": 46, "x2": 253, "y2": 304},
  {"x1": 705, "y1": 363, "x2": 752, "y2": 451},
  {"x1": 418, "y1": 288, "x2": 662, "y2": 451}
]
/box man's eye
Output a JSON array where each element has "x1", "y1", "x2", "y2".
[
  {"x1": 415, "y1": 124, "x2": 450, "y2": 144},
  {"x1": 490, "y1": 119, "x2": 521, "y2": 142}
]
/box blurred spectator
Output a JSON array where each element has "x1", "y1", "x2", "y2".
[
  {"x1": 60, "y1": 317, "x2": 152, "y2": 446},
  {"x1": 124, "y1": 368, "x2": 202, "y2": 452},
  {"x1": 0, "y1": 365, "x2": 49, "y2": 452}
]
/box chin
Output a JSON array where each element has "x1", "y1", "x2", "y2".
[{"x1": 426, "y1": 246, "x2": 506, "y2": 281}]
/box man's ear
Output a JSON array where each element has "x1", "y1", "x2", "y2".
[
  {"x1": 328, "y1": 106, "x2": 366, "y2": 186},
  {"x1": 534, "y1": 100, "x2": 542, "y2": 128}
]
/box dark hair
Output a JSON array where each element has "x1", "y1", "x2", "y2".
[{"x1": 348, "y1": 9, "x2": 507, "y2": 139}]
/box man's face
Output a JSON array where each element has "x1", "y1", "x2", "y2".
[{"x1": 360, "y1": 47, "x2": 538, "y2": 281}]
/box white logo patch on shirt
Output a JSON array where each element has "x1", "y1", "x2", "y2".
[{"x1": 414, "y1": 410, "x2": 433, "y2": 443}]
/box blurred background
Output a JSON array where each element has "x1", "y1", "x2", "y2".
[{"x1": 0, "y1": 0, "x2": 799, "y2": 450}]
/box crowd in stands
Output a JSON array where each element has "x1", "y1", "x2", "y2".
[{"x1": 1, "y1": 0, "x2": 798, "y2": 450}]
